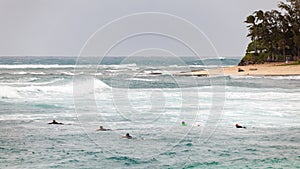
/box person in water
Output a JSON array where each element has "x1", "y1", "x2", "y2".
[
  {"x1": 235, "y1": 123, "x2": 246, "y2": 129},
  {"x1": 96, "y1": 126, "x2": 111, "y2": 131},
  {"x1": 48, "y1": 120, "x2": 63, "y2": 125},
  {"x1": 122, "y1": 133, "x2": 132, "y2": 139},
  {"x1": 182, "y1": 121, "x2": 187, "y2": 126}
]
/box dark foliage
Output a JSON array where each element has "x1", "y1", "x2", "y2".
[{"x1": 240, "y1": 0, "x2": 300, "y2": 65}]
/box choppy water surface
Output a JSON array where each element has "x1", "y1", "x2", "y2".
[{"x1": 0, "y1": 56, "x2": 299, "y2": 168}]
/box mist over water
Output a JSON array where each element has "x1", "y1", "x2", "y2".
[{"x1": 0, "y1": 56, "x2": 299, "y2": 168}]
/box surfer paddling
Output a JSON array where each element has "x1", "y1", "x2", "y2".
[
  {"x1": 96, "y1": 126, "x2": 111, "y2": 131},
  {"x1": 48, "y1": 120, "x2": 64, "y2": 125},
  {"x1": 121, "y1": 133, "x2": 133, "y2": 139},
  {"x1": 235, "y1": 123, "x2": 246, "y2": 129}
]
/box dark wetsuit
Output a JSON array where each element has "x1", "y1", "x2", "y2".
[
  {"x1": 122, "y1": 134, "x2": 133, "y2": 139},
  {"x1": 97, "y1": 128, "x2": 111, "y2": 131},
  {"x1": 48, "y1": 121, "x2": 63, "y2": 125},
  {"x1": 236, "y1": 124, "x2": 246, "y2": 128}
]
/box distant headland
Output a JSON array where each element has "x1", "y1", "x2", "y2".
[
  {"x1": 176, "y1": 61, "x2": 300, "y2": 77},
  {"x1": 239, "y1": 0, "x2": 300, "y2": 66},
  {"x1": 176, "y1": 0, "x2": 300, "y2": 77}
]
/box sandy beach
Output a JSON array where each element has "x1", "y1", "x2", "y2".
[{"x1": 177, "y1": 62, "x2": 300, "y2": 76}]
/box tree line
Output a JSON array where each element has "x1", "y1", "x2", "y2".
[{"x1": 239, "y1": 0, "x2": 300, "y2": 65}]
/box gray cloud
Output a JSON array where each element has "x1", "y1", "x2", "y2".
[{"x1": 0, "y1": 0, "x2": 279, "y2": 57}]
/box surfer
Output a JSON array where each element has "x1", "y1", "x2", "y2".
[
  {"x1": 235, "y1": 123, "x2": 246, "y2": 129},
  {"x1": 48, "y1": 120, "x2": 63, "y2": 125},
  {"x1": 122, "y1": 133, "x2": 132, "y2": 139},
  {"x1": 96, "y1": 126, "x2": 111, "y2": 131},
  {"x1": 182, "y1": 121, "x2": 187, "y2": 126}
]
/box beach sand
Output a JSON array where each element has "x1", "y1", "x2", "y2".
[{"x1": 176, "y1": 62, "x2": 300, "y2": 76}]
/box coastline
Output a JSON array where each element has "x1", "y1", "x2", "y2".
[{"x1": 176, "y1": 62, "x2": 300, "y2": 77}]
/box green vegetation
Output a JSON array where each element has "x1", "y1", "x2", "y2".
[{"x1": 239, "y1": 0, "x2": 300, "y2": 66}]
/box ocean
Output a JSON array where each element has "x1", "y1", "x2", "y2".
[{"x1": 0, "y1": 56, "x2": 299, "y2": 168}]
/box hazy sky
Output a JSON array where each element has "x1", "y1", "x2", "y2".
[{"x1": 0, "y1": 0, "x2": 280, "y2": 57}]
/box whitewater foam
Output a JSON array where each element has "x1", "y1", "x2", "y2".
[
  {"x1": 0, "y1": 78, "x2": 111, "y2": 99},
  {"x1": 0, "y1": 85, "x2": 21, "y2": 99}
]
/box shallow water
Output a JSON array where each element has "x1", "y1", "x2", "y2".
[{"x1": 0, "y1": 57, "x2": 299, "y2": 168}]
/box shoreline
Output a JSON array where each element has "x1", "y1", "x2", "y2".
[{"x1": 176, "y1": 62, "x2": 300, "y2": 77}]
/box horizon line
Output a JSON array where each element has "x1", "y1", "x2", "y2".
[{"x1": 0, "y1": 55, "x2": 243, "y2": 58}]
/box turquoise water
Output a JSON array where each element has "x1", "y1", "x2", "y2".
[{"x1": 0, "y1": 56, "x2": 299, "y2": 168}]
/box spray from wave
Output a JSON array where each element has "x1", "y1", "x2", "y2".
[{"x1": 0, "y1": 78, "x2": 111, "y2": 100}]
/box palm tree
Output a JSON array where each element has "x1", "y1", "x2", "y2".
[
  {"x1": 241, "y1": 0, "x2": 300, "y2": 65},
  {"x1": 279, "y1": 0, "x2": 300, "y2": 58}
]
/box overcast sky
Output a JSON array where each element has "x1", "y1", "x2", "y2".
[{"x1": 0, "y1": 0, "x2": 280, "y2": 57}]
